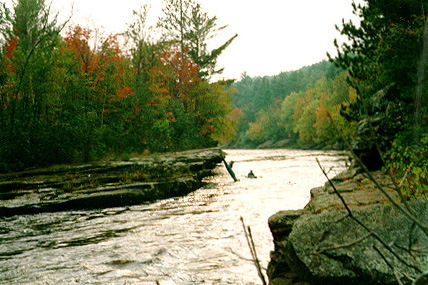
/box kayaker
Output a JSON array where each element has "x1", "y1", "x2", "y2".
[
  {"x1": 229, "y1": 161, "x2": 235, "y2": 169},
  {"x1": 248, "y1": 170, "x2": 257, "y2": 178}
]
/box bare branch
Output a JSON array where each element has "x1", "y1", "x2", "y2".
[
  {"x1": 316, "y1": 233, "x2": 372, "y2": 254},
  {"x1": 240, "y1": 217, "x2": 267, "y2": 285},
  {"x1": 316, "y1": 158, "x2": 422, "y2": 273},
  {"x1": 399, "y1": 171, "x2": 409, "y2": 189},
  {"x1": 373, "y1": 245, "x2": 405, "y2": 285},
  {"x1": 326, "y1": 112, "x2": 428, "y2": 237}
]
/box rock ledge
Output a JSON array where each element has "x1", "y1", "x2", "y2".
[
  {"x1": 267, "y1": 168, "x2": 428, "y2": 284},
  {"x1": 0, "y1": 148, "x2": 222, "y2": 216}
]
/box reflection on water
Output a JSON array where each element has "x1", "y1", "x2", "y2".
[{"x1": 0, "y1": 149, "x2": 347, "y2": 284}]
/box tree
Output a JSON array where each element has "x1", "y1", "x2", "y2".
[
  {"x1": 328, "y1": 0, "x2": 428, "y2": 141},
  {"x1": 314, "y1": 73, "x2": 357, "y2": 144},
  {"x1": 0, "y1": 0, "x2": 65, "y2": 169},
  {"x1": 185, "y1": 3, "x2": 237, "y2": 78},
  {"x1": 280, "y1": 92, "x2": 299, "y2": 139},
  {"x1": 158, "y1": 0, "x2": 237, "y2": 80},
  {"x1": 0, "y1": 0, "x2": 238, "y2": 171},
  {"x1": 294, "y1": 99, "x2": 319, "y2": 144},
  {"x1": 125, "y1": 5, "x2": 159, "y2": 101},
  {"x1": 329, "y1": 0, "x2": 428, "y2": 198},
  {"x1": 246, "y1": 109, "x2": 271, "y2": 143}
]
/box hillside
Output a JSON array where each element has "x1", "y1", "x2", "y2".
[{"x1": 227, "y1": 61, "x2": 355, "y2": 149}]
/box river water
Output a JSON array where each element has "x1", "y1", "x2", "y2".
[{"x1": 0, "y1": 149, "x2": 348, "y2": 284}]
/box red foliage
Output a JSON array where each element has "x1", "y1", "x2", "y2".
[
  {"x1": 5, "y1": 38, "x2": 17, "y2": 58},
  {"x1": 64, "y1": 25, "x2": 95, "y2": 74},
  {"x1": 157, "y1": 47, "x2": 201, "y2": 100},
  {"x1": 232, "y1": 107, "x2": 242, "y2": 114},
  {"x1": 117, "y1": 86, "x2": 133, "y2": 99},
  {"x1": 4, "y1": 38, "x2": 18, "y2": 73}
]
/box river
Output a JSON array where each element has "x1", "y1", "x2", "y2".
[{"x1": 0, "y1": 149, "x2": 348, "y2": 284}]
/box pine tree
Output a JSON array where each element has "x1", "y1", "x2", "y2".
[{"x1": 158, "y1": 0, "x2": 237, "y2": 80}]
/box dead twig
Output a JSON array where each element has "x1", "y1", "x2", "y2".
[
  {"x1": 373, "y1": 245, "x2": 406, "y2": 285},
  {"x1": 240, "y1": 217, "x2": 267, "y2": 285},
  {"x1": 316, "y1": 158, "x2": 422, "y2": 274},
  {"x1": 327, "y1": 112, "x2": 428, "y2": 237},
  {"x1": 316, "y1": 233, "x2": 372, "y2": 254},
  {"x1": 399, "y1": 171, "x2": 409, "y2": 189}
]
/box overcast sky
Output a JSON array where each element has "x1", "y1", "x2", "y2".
[{"x1": 6, "y1": 0, "x2": 361, "y2": 80}]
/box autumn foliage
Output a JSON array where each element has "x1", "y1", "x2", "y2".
[{"x1": 0, "y1": 0, "x2": 236, "y2": 172}]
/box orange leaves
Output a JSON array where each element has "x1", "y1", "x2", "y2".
[
  {"x1": 4, "y1": 38, "x2": 18, "y2": 74},
  {"x1": 64, "y1": 25, "x2": 94, "y2": 73},
  {"x1": 201, "y1": 121, "x2": 214, "y2": 135},
  {"x1": 165, "y1": 111, "x2": 176, "y2": 123},
  {"x1": 117, "y1": 86, "x2": 133, "y2": 99},
  {"x1": 148, "y1": 63, "x2": 170, "y2": 99},
  {"x1": 5, "y1": 38, "x2": 17, "y2": 59},
  {"x1": 63, "y1": 25, "x2": 130, "y2": 99},
  {"x1": 157, "y1": 47, "x2": 201, "y2": 100},
  {"x1": 103, "y1": 34, "x2": 123, "y2": 55},
  {"x1": 232, "y1": 107, "x2": 242, "y2": 115}
]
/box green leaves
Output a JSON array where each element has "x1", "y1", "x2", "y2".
[
  {"x1": 0, "y1": 0, "x2": 238, "y2": 171},
  {"x1": 230, "y1": 61, "x2": 357, "y2": 148},
  {"x1": 157, "y1": 0, "x2": 237, "y2": 79},
  {"x1": 385, "y1": 134, "x2": 428, "y2": 200},
  {"x1": 330, "y1": 0, "x2": 427, "y2": 122},
  {"x1": 330, "y1": 1, "x2": 428, "y2": 194}
]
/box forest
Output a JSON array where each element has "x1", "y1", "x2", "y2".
[
  {"x1": 229, "y1": 0, "x2": 428, "y2": 198},
  {"x1": 229, "y1": 61, "x2": 356, "y2": 149},
  {"x1": 0, "y1": 0, "x2": 237, "y2": 172},
  {"x1": 1, "y1": 0, "x2": 427, "y2": 200}
]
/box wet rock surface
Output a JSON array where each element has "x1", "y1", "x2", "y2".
[
  {"x1": 267, "y1": 168, "x2": 428, "y2": 284},
  {"x1": 0, "y1": 148, "x2": 222, "y2": 216}
]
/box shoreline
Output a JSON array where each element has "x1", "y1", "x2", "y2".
[
  {"x1": 0, "y1": 148, "x2": 223, "y2": 217},
  {"x1": 266, "y1": 168, "x2": 428, "y2": 284}
]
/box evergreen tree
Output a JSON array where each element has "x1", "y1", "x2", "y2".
[
  {"x1": 157, "y1": 0, "x2": 237, "y2": 80},
  {"x1": 328, "y1": 0, "x2": 427, "y2": 140},
  {"x1": 0, "y1": 0, "x2": 64, "y2": 168},
  {"x1": 329, "y1": 0, "x2": 428, "y2": 198}
]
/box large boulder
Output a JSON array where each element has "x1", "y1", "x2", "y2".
[{"x1": 267, "y1": 169, "x2": 428, "y2": 284}]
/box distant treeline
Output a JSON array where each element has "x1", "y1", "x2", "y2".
[
  {"x1": 229, "y1": 61, "x2": 356, "y2": 148},
  {"x1": 0, "y1": 0, "x2": 237, "y2": 172},
  {"x1": 231, "y1": 0, "x2": 428, "y2": 199}
]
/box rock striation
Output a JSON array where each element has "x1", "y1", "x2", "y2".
[
  {"x1": 267, "y1": 168, "x2": 428, "y2": 284},
  {"x1": 0, "y1": 148, "x2": 223, "y2": 216}
]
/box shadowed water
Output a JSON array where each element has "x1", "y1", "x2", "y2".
[{"x1": 0, "y1": 149, "x2": 347, "y2": 284}]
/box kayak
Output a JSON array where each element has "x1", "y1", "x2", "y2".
[{"x1": 221, "y1": 154, "x2": 238, "y2": 182}]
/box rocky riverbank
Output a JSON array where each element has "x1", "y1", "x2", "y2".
[
  {"x1": 225, "y1": 138, "x2": 344, "y2": 151},
  {"x1": 0, "y1": 148, "x2": 223, "y2": 217},
  {"x1": 267, "y1": 168, "x2": 428, "y2": 284}
]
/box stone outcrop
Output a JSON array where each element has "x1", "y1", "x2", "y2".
[
  {"x1": 351, "y1": 85, "x2": 396, "y2": 171},
  {"x1": 0, "y1": 148, "x2": 223, "y2": 216},
  {"x1": 267, "y1": 168, "x2": 428, "y2": 284}
]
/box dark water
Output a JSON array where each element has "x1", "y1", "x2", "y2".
[{"x1": 0, "y1": 149, "x2": 347, "y2": 284}]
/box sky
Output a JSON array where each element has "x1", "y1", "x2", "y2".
[{"x1": 5, "y1": 0, "x2": 361, "y2": 80}]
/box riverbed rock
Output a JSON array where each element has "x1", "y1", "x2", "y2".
[
  {"x1": 267, "y1": 168, "x2": 428, "y2": 284},
  {"x1": 0, "y1": 148, "x2": 223, "y2": 216},
  {"x1": 257, "y1": 140, "x2": 276, "y2": 149}
]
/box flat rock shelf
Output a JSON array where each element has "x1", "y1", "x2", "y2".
[{"x1": 0, "y1": 148, "x2": 223, "y2": 217}]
